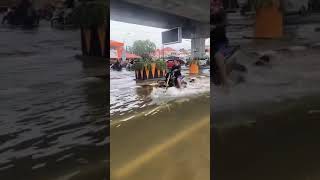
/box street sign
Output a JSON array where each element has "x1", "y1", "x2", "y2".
[{"x1": 162, "y1": 27, "x2": 182, "y2": 45}]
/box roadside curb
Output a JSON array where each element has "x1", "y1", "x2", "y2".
[{"x1": 250, "y1": 42, "x2": 320, "y2": 57}]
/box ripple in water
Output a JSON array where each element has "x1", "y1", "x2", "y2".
[{"x1": 0, "y1": 25, "x2": 107, "y2": 179}]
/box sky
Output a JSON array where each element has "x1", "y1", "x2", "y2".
[{"x1": 110, "y1": 20, "x2": 210, "y2": 50}]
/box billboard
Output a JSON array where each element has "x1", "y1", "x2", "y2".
[{"x1": 162, "y1": 27, "x2": 182, "y2": 45}]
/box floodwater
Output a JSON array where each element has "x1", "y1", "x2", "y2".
[
  {"x1": 212, "y1": 23, "x2": 320, "y2": 179},
  {"x1": 110, "y1": 68, "x2": 210, "y2": 121},
  {"x1": 213, "y1": 95, "x2": 320, "y2": 180},
  {"x1": 110, "y1": 68, "x2": 210, "y2": 180},
  {"x1": 0, "y1": 23, "x2": 107, "y2": 179}
]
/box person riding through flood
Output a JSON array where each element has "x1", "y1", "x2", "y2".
[
  {"x1": 166, "y1": 59, "x2": 183, "y2": 88},
  {"x1": 111, "y1": 59, "x2": 122, "y2": 71}
]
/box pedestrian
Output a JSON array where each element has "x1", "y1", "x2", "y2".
[
  {"x1": 211, "y1": 0, "x2": 230, "y2": 86},
  {"x1": 2, "y1": 7, "x2": 13, "y2": 24}
]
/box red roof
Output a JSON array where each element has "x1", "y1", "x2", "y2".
[
  {"x1": 125, "y1": 52, "x2": 141, "y2": 59},
  {"x1": 110, "y1": 40, "x2": 124, "y2": 47},
  {"x1": 153, "y1": 47, "x2": 176, "y2": 54},
  {"x1": 162, "y1": 47, "x2": 176, "y2": 51}
]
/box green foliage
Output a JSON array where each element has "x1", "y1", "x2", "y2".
[
  {"x1": 155, "y1": 59, "x2": 166, "y2": 71},
  {"x1": 133, "y1": 59, "x2": 144, "y2": 71},
  {"x1": 143, "y1": 59, "x2": 152, "y2": 70},
  {"x1": 126, "y1": 46, "x2": 133, "y2": 54},
  {"x1": 131, "y1": 40, "x2": 156, "y2": 59},
  {"x1": 72, "y1": 0, "x2": 107, "y2": 28}
]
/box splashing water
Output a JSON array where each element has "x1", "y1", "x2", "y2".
[{"x1": 150, "y1": 76, "x2": 210, "y2": 105}]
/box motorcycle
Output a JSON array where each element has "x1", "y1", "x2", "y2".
[
  {"x1": 110, "y1": 62, "x2": 123, "y2": 71},
  {"x1": 157, "y1": 70, "x2": 188, "y2": 89},
  {"x1": 2, "y1": 7, "x2": 39, "y2": 27},
  {"x1": 50, "y1": 8, "x2": 73, "y2": 28}
]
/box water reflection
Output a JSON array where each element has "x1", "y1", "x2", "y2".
[{"x1": 0, "y1": 24, "x2": 107, "y2": 180}]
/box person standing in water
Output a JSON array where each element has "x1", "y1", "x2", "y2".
[
  {"x1": 2, "y1": 7, "x2": 14, "y2": 24},
  {"x1": 211, "y1": 0, "x2": 229, "y2": 86}
]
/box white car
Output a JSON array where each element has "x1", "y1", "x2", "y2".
[{"x1": 199, "y1": 58, "x2": 209, "y2": 66}]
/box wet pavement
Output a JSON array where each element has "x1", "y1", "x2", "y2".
[
  {"x1": 110, "y1": 68, "x2": 210, "y2": 180},
  {"x1": 0, "y1": 22, "x2": 107, "y2": 179}
]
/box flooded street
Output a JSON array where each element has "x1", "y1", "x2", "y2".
[
  {"x1": 212, "y1": 16, "x2": 320, "y2": 180},
  {"x1": 110, "y1": 69, "x2": 210, "y2": 180},
  {"x1": 110, "y1": 68, "x2": 210, "y2": 121},
  {"x1": 0, "y1": 23, "x2": 107, "y2": 179},
  {"x1": 212, "y1": 49, "x2": 320, "y2": 179},
  {"x1": 213, "y1": 95, "x2": 320, "y2": 180}
]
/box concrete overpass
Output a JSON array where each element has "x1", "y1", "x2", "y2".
[{"x1": 110, "y1": 0, "x2": 210, "y2": 58}]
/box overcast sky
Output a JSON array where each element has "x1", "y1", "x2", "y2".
[{"x1": 110, "y1": 20, "x2": 210, "y2": 50}]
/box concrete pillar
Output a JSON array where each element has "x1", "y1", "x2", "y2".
[
  {"x1": 189, "y1": 22, "x2": 209, "y2": 59},
  {"x1": 191, "y1": 38, "x2": 206, "y2": 58}
]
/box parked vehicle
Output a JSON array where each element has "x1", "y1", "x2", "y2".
[
  {"x1": 2, "y1": 6, "x2": 39, "y2": 27},
  {"x1": 283, "y1": 0, "x2": 310, "y2": 15},
  {"x1": 50, "y1": 8, "x2": 73, "y2": 28},
  {"x1": 198, "y1": 58, "x2": 209, "y2": 66}
]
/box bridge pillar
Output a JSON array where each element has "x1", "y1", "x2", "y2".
[
  {"x1": 191, "y1": 38, "x2": 206, "y2": 58},
  {"x1": 191, "y1": 23, "x2": 209, "y2": 58}
]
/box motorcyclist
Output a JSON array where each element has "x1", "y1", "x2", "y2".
[
  {"x1": 51, "y1": 0, "x2": 74, "y2": 25},
  {"x1": 111, "y1": 60, "x2": 122, "y2": 71},
  {"x1": 167, "y1": 59, "x2": 182, "y2": 88}
]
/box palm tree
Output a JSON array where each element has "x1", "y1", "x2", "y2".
[{"x1": 72, "y1": 0, "x2": 107, "y2": 57}]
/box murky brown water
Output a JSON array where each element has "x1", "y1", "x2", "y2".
[
  {"x1": 110, "y1": 67, "x2": 210, "y2": 180},
  {"x1": 111, "y1": 95, "x2": 210, "y2": 180}
]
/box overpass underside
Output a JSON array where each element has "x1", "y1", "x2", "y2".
[{"x1": 110, "y1": 0, "x2": 210, "y2": 58}]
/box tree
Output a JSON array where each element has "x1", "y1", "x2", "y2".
[
  {"x1": 131, "y1": 40, "x2": 156, "y2": 59},
  {"x1": 126, "y1": 46, "x2": 133, "y2": 54}
]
